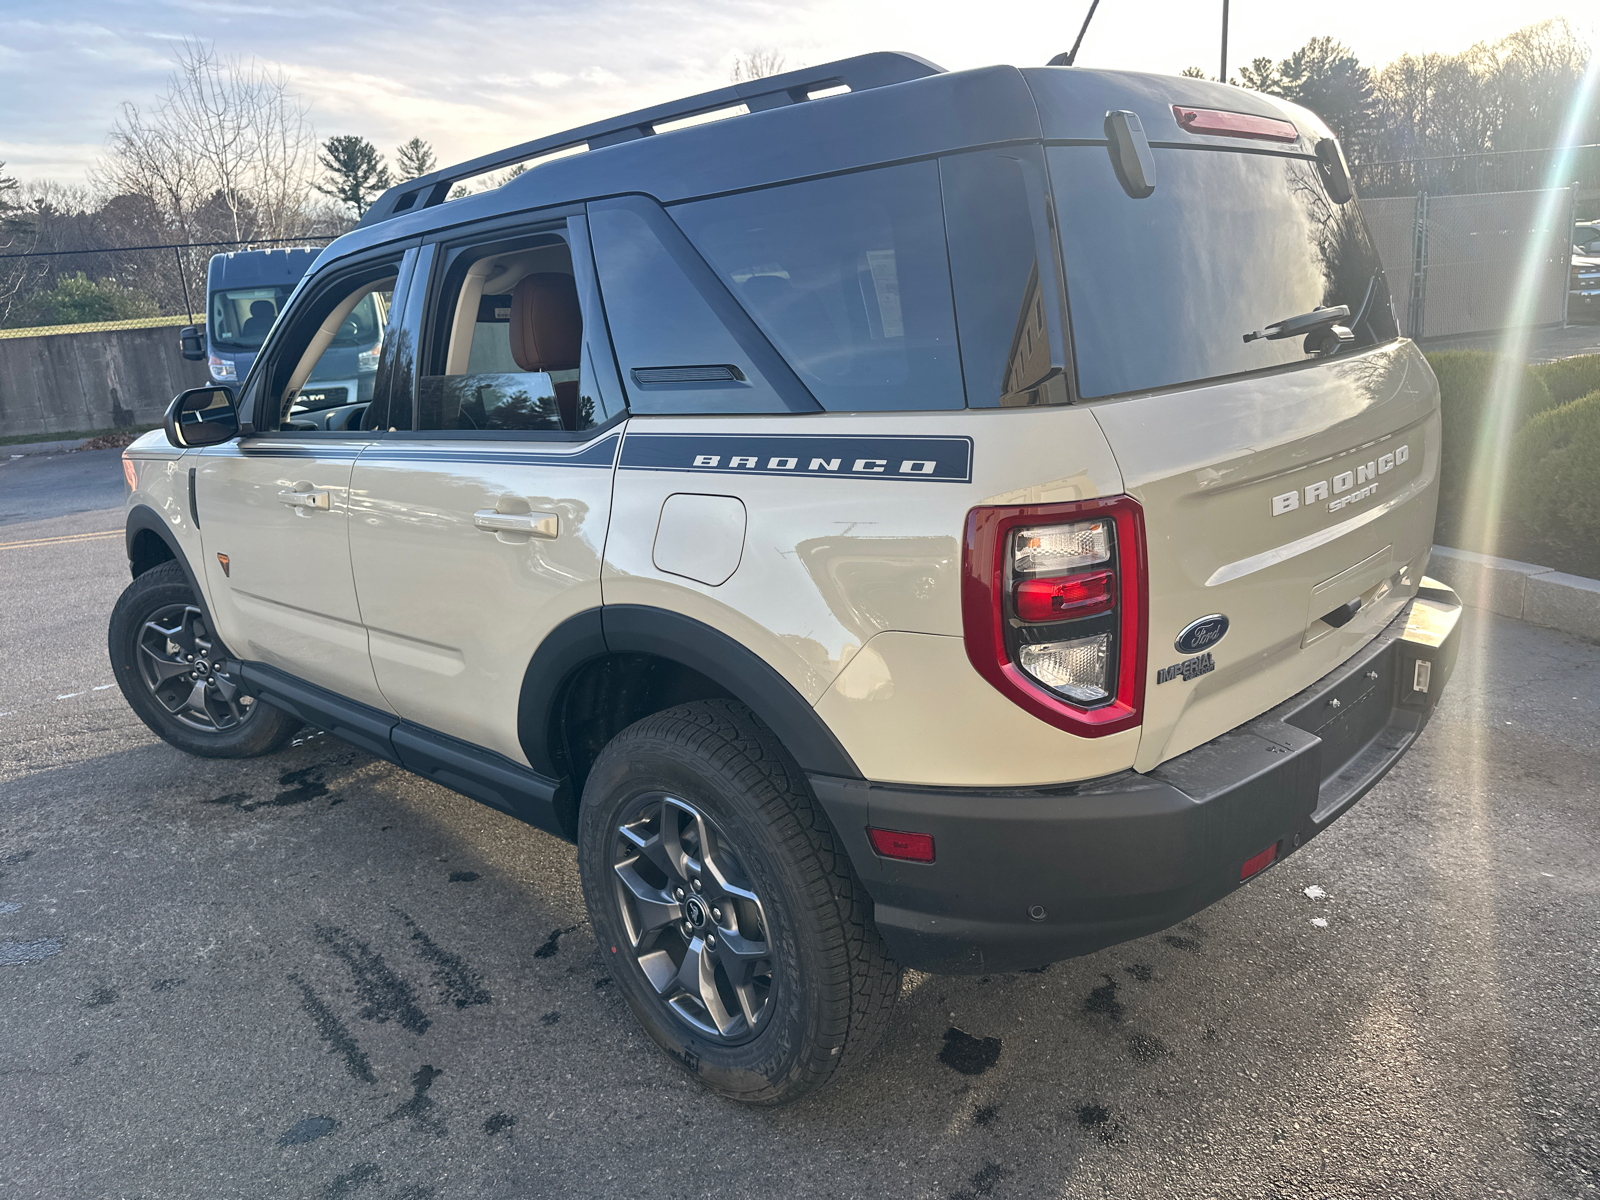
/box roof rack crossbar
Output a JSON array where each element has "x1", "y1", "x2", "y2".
[{"x1": 357, "y1": 51, "x2": 944, "y2": 228}]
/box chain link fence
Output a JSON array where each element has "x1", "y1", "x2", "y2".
[
  {"x1": 1360, "y1": 186, "x2": 1577, "y2": 339},
  {"x1": 1352, "y1": 144, "x2": 1600, "y2": 203},
  {"x1": 0, "y1": 234, "x2": 337, "y2": 332}
]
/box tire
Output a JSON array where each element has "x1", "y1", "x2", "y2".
[
  {"x1": 108, "y1": 560, "x2": 301, "y2": 758},
  {"x1": 578, "y1": 698, "x2": 901, "y2": 1105}
]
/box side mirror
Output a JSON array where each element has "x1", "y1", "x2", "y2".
[
  {"x1": 179, "y1": 325, "x2": 206, "y2": 361},
  {"x1": 165, "y1": 385, "x2": 239, "y2": 449}
]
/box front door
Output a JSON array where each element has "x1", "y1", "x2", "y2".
[
  {"x1": 196, "y1": 251, "x2": 412, "y2": 710},
  {"x1": 348, "y1": 217, "x2": 628, "y2": 766}
]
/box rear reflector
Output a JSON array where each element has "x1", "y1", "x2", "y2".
[
  {"x1": 1172, "y1": 105, "x2": 1298, "y2": 143},
  {"x1": 1240, "y1": 842, "x2": 1280, "y2": 881},
  {"x1": 868, "y1": 828, "x2": 935, "y2": 863}
]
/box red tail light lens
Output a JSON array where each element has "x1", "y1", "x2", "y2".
[
  {"x1": 1015, "y1": 570, "x2": 1114, "y2": 623},
  {"x1": 1239, "y1": 842, "x2": 1280, "y2": 881},
  {"x1": 962, "y1": 497, "x2": 1147, "y2": 737}
]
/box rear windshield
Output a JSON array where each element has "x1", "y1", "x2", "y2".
[{"x1": 1049, "y1": 146, "x2": 1398, "y2": 399}]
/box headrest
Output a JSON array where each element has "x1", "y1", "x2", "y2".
[
  {"x1": 508, "y1": 272, "x2": 581, "y2": 373},
  {"x1": 250, "y1": 300, "x2": 276, "y2": 319}
]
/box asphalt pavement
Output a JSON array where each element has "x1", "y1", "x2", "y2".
[{"x1": 1, "y1": 451, "x2": 1596, "y2": 1200}]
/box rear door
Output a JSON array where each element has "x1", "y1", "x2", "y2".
[
  {"x1": 1036, "y1": 81, "x2": 1438, "y2": 772},
  {"x1": 346, "y1": 215, "x2": 627, "y2": 767}
]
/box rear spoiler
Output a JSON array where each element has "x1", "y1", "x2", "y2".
[{"x1": 356, "y1": 51, "x2": 944, "y2": 229}]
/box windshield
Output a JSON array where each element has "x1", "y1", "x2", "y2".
[
  {"x1": 209, "y1": 286, "x2": 292, "y2": 351},
  {"x1": 1049, "y1": 145, "x2": 1398, "y2": 399}
]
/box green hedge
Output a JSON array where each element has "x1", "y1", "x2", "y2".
[
  {"x1": 1424, "y1": 350, "x2": 1557, "y2": 541},
  {"x1": 1509, "y1": 389, "x2": 1600, "y2": 551},
  {"x1": 1532, "y1": 354, "x2": 1600, "y2": 406}
]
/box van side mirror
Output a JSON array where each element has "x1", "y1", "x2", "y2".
[
  {"x1": 165, "y1": 385, "x2": 239, "y2": 448},
  {"x1": 179, "y1": 325, "x2": 207, "y2": 361}
]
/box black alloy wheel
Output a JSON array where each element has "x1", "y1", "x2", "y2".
[
  {"x1": 109, "y1": 560, "x2": 300, "y2": 758},
  {"x1": 611, "y1": 792, "x2": 774, "y2": 1042},
  {"x1": 578, "y1": 699, "x2": 901, "y2": 1105}
]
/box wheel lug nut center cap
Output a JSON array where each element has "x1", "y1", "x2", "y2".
[{"x1": 683, "y1": 895, "x2": 710, "y2": 931}]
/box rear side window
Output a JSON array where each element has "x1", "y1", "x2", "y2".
[
  {"x1": 1049, "y1": 146, "x2": 1398, "y2": 399},
  {"x1": 672, "y1": 162, "x2": 964, "y2": 412}
]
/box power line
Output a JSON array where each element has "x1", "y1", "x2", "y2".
[{"x1": 0, "y1": 234, "x2": 337, "y2": 262}]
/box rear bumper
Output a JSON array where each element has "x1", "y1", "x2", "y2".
[{"x1": 810, "y1": 581, "x2": 1462, "y2": 974}]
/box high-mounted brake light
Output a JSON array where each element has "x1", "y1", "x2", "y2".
[
  {"x1": 962, "y1": 497, "x2": 1148, "y2": 738},
  {"x1": 1172, "y1": 105, "x2": 1298, "y2": 143}
]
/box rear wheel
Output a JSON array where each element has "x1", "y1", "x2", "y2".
[
  {"x1": 578, "y1": 699, "x2": 900, "y2": 1105},
  {"x1": 108, "y1": 561, "x2": 300, "y2": 758}
]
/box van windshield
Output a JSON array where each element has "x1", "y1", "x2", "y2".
[
  {"x1": 1049, "y1": 146, "x2": 1398, "y2": 399},
  {"x1": 209, "y1": 286, "x2": 294, "y2": 351}
]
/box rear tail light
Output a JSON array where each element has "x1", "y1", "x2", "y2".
[{"x1": 962, "y1": 497, "x2": 1147, "y2": 737}]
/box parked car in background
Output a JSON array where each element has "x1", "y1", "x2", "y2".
[
  {"x1": 1574, "y1": 220, "x2": 1600, "y2": 255},
  {"x1": 1572, "y1": 247, "x2": 1600, "y2": 321},
  {"x1": 179, "y1": 247, "x2": 389, "y2": 430}
]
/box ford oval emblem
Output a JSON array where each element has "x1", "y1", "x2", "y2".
[{"x1": 1175, "y1": 614, "x2": 1229, "y2": 654}]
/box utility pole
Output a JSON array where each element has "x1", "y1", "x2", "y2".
[{"x1": 1220, "y1": 0, "x2": 1230, "y2": 83}]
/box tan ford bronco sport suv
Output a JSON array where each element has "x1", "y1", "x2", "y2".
[{"x1": 111, "y1": 53, "x2": 1463, "y2": 1104}]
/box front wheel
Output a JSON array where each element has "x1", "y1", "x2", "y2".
[
  {"x1": 578, "y1": 699, "x2": 901, "y2": 1105},
  {"x1": 108, "y1": 560, "x2": 300, "y2": 758}
]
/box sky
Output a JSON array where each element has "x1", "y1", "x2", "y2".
[{"x1": 2, "y1": 0, "x2": 1595, "y2": 187}]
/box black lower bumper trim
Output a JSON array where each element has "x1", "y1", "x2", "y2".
[{"x1": 810, "y1": 584, "x2": 1463, "y2": 975}]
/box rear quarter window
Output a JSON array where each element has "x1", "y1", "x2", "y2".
[
  {"x1": 671, "y1": 162, "x2": 964, "y2": 412},
  {"x1": 1049, "y1": 145, "x2": 1398, "y2": 399}
]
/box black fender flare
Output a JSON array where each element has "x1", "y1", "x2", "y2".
[
  {"x1": 126, "y1": 503, "x2": 207, "y2": 603},
  {"x1": 516, "y1": 605, "x2": 862, "y2": 781}
]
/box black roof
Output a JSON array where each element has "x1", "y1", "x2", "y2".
[{"x1": 323, "y1": 56, "x2": 1322, "y2": 267}]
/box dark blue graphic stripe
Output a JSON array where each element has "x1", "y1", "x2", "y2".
[
  {"x1": 619, "y1": 432, "x2": 973, "y2": 483},
  {"x1": 359, "y1": 435, "x2": 619, "y2": 469},
  {"x1": 212, "y1": 435, "x2": 620, "y2": 469}
]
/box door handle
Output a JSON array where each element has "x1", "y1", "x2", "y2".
[
  {"x1": 474, "y1": 509, "x2": 558, "y2": 539},
  {"x1": 278, "y1": 488, "x2": 331, "y2": 510}
]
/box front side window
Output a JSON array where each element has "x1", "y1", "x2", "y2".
[
  {"x1": 266, "y1": 267, "x2": 397, "y2": 431},
  {"x1": 672, "y1": 162, "x2": 964, "y2": 412},
  {"x1": 1050, "y1": 145, "x2": 1399, "y2": 399},
  {"x1": 416, "y1": 233, "x2": 607, "y2": 433}
]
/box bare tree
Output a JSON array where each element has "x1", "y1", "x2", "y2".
[
  {"x1": 730, "y1": 48, "x2": 787, "y2": 83},
  {"x1": 0, "y1": 162, "x2": 40, "y2": 324},
  {"x1": 96, "y1": 40, "x2": 318, "y2": 245}
]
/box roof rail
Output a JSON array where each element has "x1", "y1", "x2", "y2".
[{"x1": 356, "y1": 51, "x2": 945, "y2": 229}]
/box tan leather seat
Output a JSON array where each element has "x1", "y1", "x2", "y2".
[{"x1": 508, "y1": 273, "x2": 582, "y2": 428}]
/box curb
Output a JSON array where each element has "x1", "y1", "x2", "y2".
[
  {"x1": 1428, "y1": 544, "x2": 1600, "y2": 643},
  {"x1": 4, "y1": 438, "x2": 93, "y2": 457}
]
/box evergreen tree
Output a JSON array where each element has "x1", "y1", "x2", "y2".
[
  {"x1": 314, "y1": 136, "x2": 392, "y2": 216},
  {"x1": 395, "y1": 137, "x2": 437, "y2": 181}
]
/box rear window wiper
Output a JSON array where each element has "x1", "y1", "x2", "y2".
[
  {"x1": 1243, "y1": 304, "x2": 1354, "y2": 358},
  {"x1": 1242, "y1": 304, "x2": 1350, "y2": 343}
]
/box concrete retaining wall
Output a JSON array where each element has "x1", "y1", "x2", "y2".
[
  {"x1": 1428, "y1": 545, "x2": 1600, "y2": 643},
  {"x1": 0, "y1": 324, "x2": 209, "y2": 438}
]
